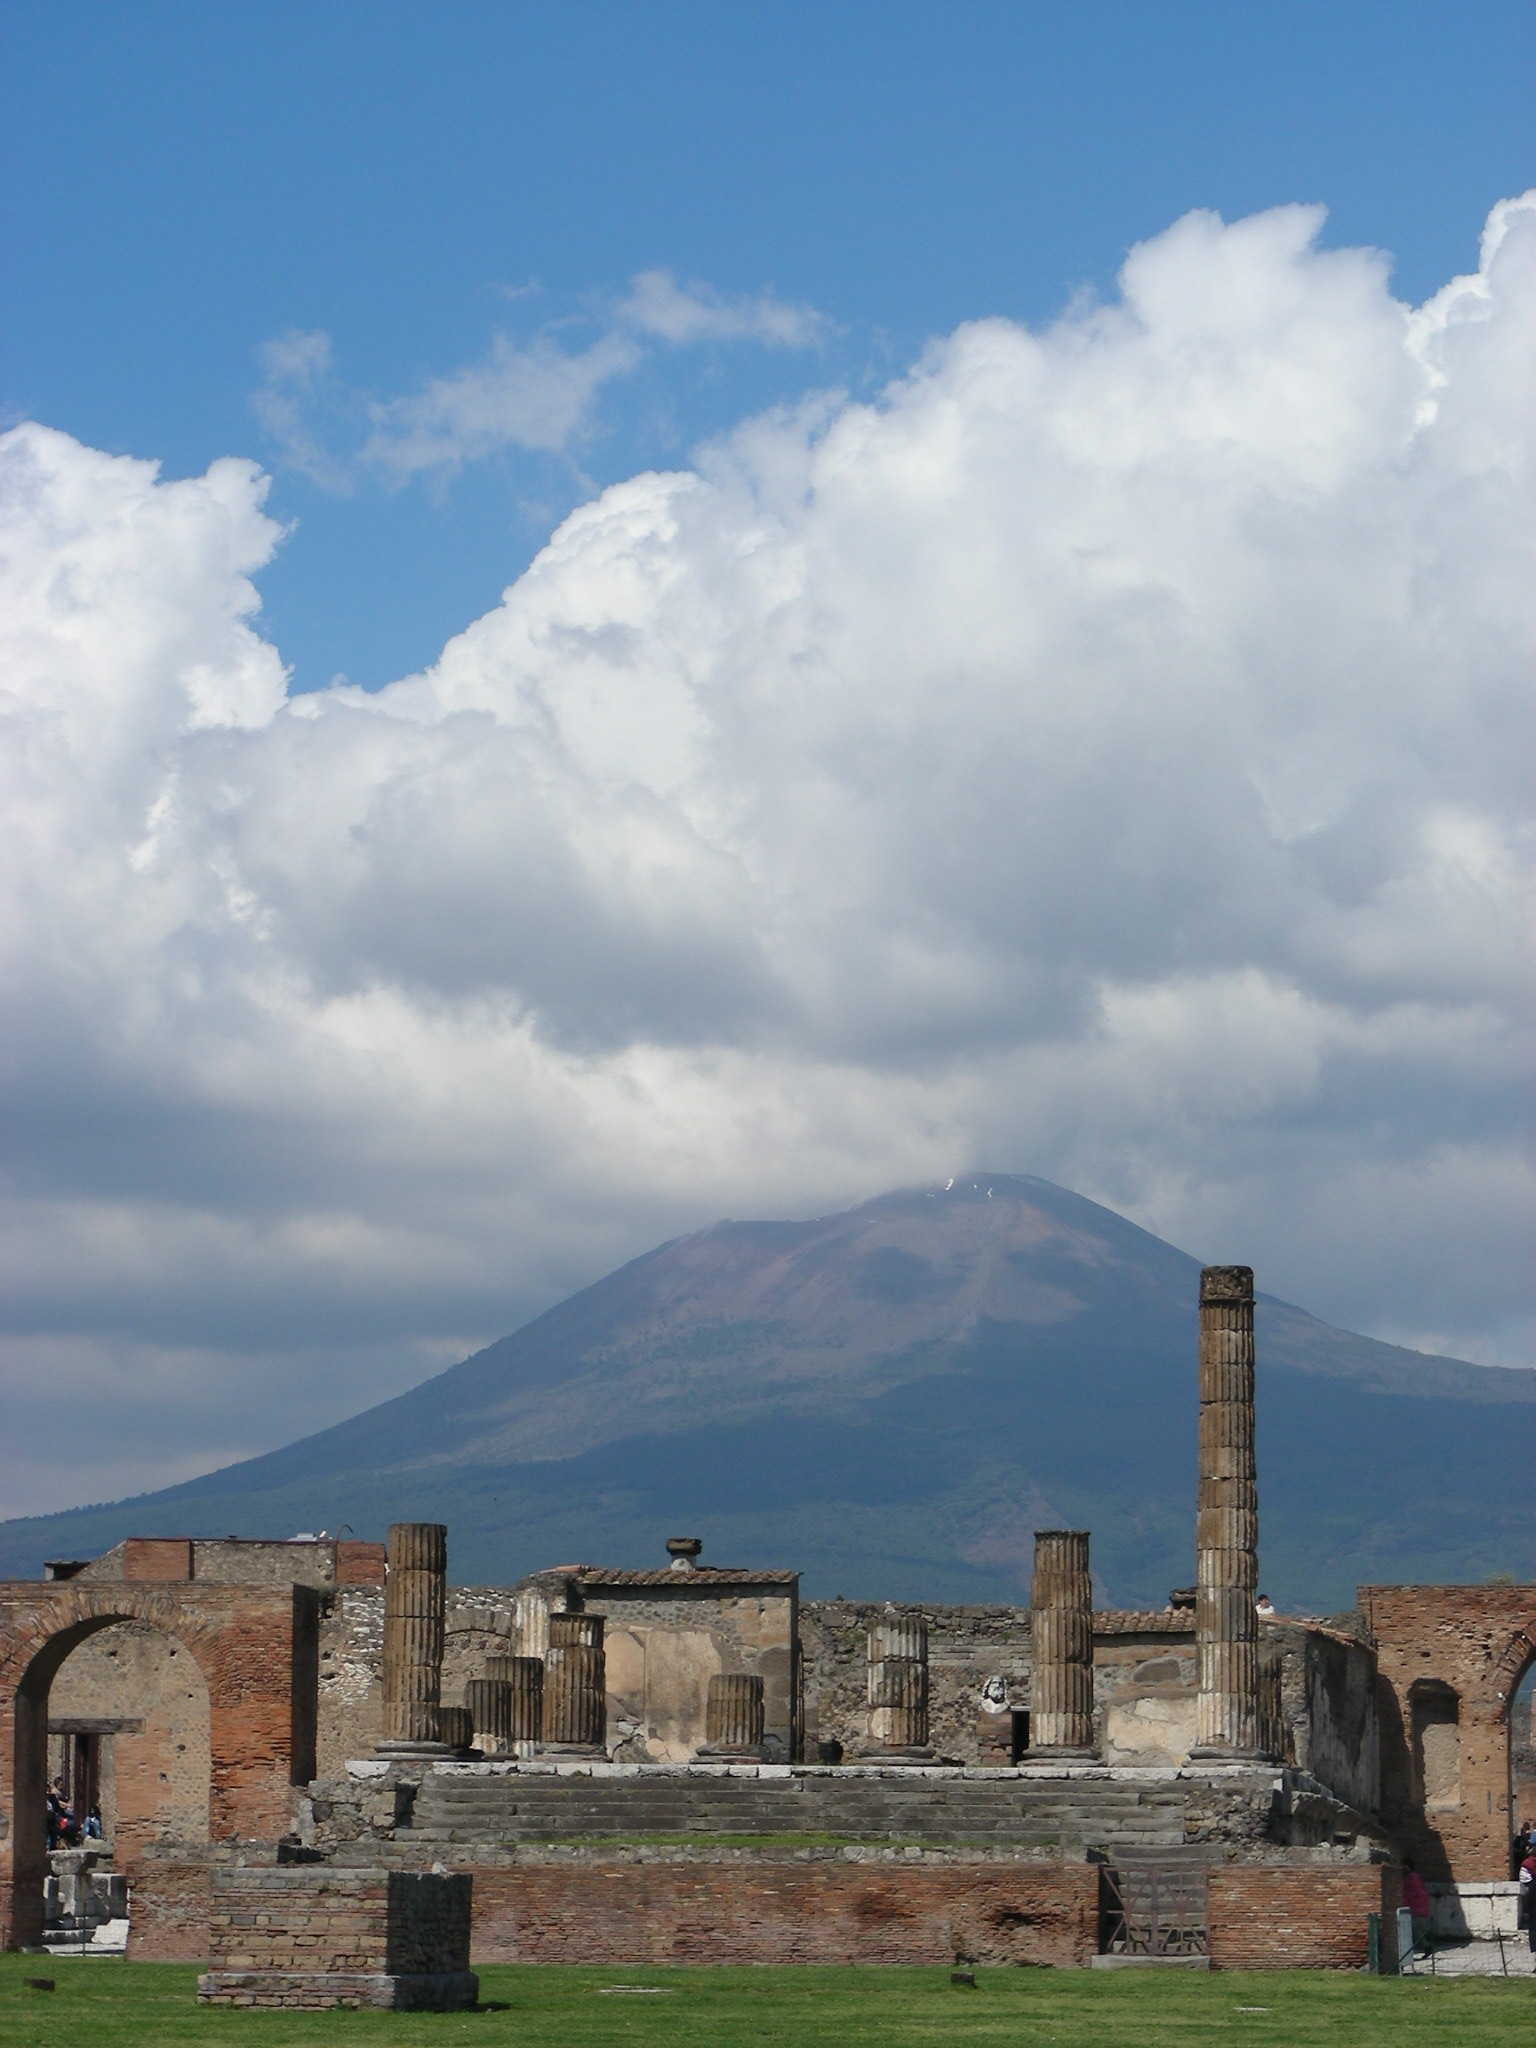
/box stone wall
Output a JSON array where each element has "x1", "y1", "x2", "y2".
[
  {"x1": 801, "y1": 1604, "x2": 1217, "y2": 1769},
  {"x1": 577, "y1": 1586, "x2": 796, "y2": 1761},
  {"x1": 801, "y1": 1601, "x2": 1033, "y2": 1762},
  {"x1": 1206, "y1": 1863, "x2": 1402, "y2": 1970}
]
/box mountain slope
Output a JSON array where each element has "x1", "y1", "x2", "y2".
[{"x1": 3, "y1": 1176, "x2": 1530, "y2": 1608}]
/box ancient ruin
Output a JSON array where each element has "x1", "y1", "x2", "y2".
[{"x1": 2, "y1": 1264, "x2": 1533, "y2": 1985}]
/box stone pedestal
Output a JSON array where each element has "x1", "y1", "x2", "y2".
[
  {"x1": 865, "y1": 1609, "x2": 931, "y2": 1757},
  {"x1": 1027, "y1": 1530, "x2": 1096, "y2": 1759},
  {"x1": 701, "y1": 1673, "x2": 767, "y2": 1757},
  {"x1": 1194, "y1": 1265, "x2": 1265, "y2": 1758},
  {"x1": 197, "y1": 1869, "x2": 476, "y2": 2011},
  {"x1": 378, "y1": 1523, "x2": 447, "y2": 1757},
  {"x1": 542, "y1": 1613, "x2": 606, "y2": 1753}
]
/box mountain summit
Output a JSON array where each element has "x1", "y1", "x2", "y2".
[{"x1": 4, "y1": 1176, "x2": 1530, "y2": 1606}]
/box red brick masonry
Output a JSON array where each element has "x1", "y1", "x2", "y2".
[
  {"x1": 132, "y1": 1852, "x2": 1406, "y2": 1971},
  {"x1": 1207, "y1": 1864, "x2": 1403, "y2": 1970},
  {"x1": 469, "y1": 1859, "x2": 1099, "y2": 1967}
]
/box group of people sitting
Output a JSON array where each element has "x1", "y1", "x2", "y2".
[{"x1": 45, "y1": 1778, "x2": 102, "y2": 1849}]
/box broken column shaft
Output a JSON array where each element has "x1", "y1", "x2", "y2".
[
  {"x1": 1029, "y1": 1530, "x2": 1096, "y2": 1756},
  {"x1": 464, "y1": 1678, "x2": 511, "y2": 1755},
  {"x1": 867, "y1": 1610, "x2": 929, "y2": 1751},
  {"x1": 542, "y1": 1613, "x2": 606, "y2": 1751},
  {"x1": 705, "y1": 1673, "x2": 766, "y2": 1753},
  {"x1": 1195, "y1": 1264, "x2": 1264, "y2": 1756},
  {"x1": 381, "y1": 1522, "x2": 446, "y2": 1749},
  {"x1": 487, "y1": 1654, "x2": 544, "y2": 1758}
]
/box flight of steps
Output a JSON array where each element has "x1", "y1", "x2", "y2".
[{"x1": 406, "y1": 1768, "x2": 1190, "y2": 1855}]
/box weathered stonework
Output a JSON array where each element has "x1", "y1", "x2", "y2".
[
  {"x1": 196, "y1": 1867, "x2": 476, "y2": 2010},
  {"x1": 0, "y1": 1577, "x2": 319, "y2": 1950},
  {"x1": 1362, "y1": 1581, "x2": 1536, "y2": 1881},
  {"x1": 705, "y1": 1672, "x2": 766, "y2": 1753},
  {"x1": 543, "y1": 1613, "x2": 605, "y2": 1750},
  {"x1": 866, "y1": 1610, "x2": 929, "y2": 1751},
  {"x1": 1195, "y1": 1265, "x2": 1263, "y2": 1757},
  {"x1": 1029, "y1": 1533, "x2": 1095, "y2": 1757},
  {"x1": 380, "y1": 1524, "x2": 446, "y2": 1749}
]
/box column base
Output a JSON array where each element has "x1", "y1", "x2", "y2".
[
  {"x1": 854, "y1": 1745, "x2": 936, "y2": 1766},
  {"x1": 1021, "y1": 1747, "x2": 1098, "y2": 1766},
  {"x1": 538, "y1": 1742, "x2": 608, "y2": 1759},
  {"x1": 1187, "y1": 1743, "x2": 1271, "y2": 1763},
  {"x1": 696, "y1": 1743, "x2": 771, "y2": 1761},
  {"x1": 371, "y1": 1741, "x2": 452, "y2": 1762}
]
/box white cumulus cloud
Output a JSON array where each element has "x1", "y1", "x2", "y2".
[{"x1": 2, "y1": 196, "x2": 1533, "y2": 1514}]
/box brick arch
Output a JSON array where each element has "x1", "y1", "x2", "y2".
[
  {"x1": 1, "y1": 1578, "x2": 320, "y2": 1950},
  {"x1": 1491, "y1": 1628, "x2": 1536, "y2": 1711},
  {"x1": 1362, "y1": 1582, "x2": 1536, "y2": 1883}
]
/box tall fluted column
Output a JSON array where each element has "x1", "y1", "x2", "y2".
[
  {"x1": 380, "y1": 1522, "x2": 446, "y2": 1750},
  {"x1": 1195, "y1": 1265, "x2": 1264, "y2": 1756},
  {"x1": 866, "y1": 1609, "x2": 930, "y2": 1751},
  {"x1": 1028, "y1": 1530, "x2": 1096, "y2": 1757},
  {"x1": 542, "y1": 1613, "x2": 606, "y2": 1751}
]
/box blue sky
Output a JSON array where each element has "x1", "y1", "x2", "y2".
[
  {"x1": 1, "y1": 4, "x2": 1532, "y2": 1515},
  {"x1": 4, "y1": 3, "x2": 1532, "y2": 694}
]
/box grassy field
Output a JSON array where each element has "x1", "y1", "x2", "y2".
[{"x1": 0, "y1": 1959, "x2": 1531, "y2": 2046}]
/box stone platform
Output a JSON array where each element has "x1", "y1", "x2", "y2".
[{"x1": 315, "y1": 1756, "x2": 1383, "y2": 1864}]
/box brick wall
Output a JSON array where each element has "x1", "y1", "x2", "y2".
[
  {"x1": 2, "y1": 1579, "x2": 316, "y2": 1950},
  {"x1": 126, "y1": 1854, "x2": 216, "y2": 1960},
  {"x1": 197, "y1": 1868, "x2": 472, "y2": 1976},
  {"x1": 1362, "y1": 1582, "x2": 1536, "y2": 1882},
  {"x1": 468, "y1": 1854, "x2": 1097, "y2": 1967},
  {"x1": 122, "y1": 1540, "x2": 193, "y2": 1582},
  {"x1": 1207, "y1": 1864, "x2": 1402, "y2": 1971}
]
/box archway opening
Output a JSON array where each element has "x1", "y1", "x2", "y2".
[
  {"x1": 47, "y1": 1619, "x2": 211, "y2": 1872},
  {"x1": 13, "y1": 1611, "x2": 213, "y2": 1949}
]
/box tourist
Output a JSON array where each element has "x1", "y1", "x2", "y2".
[
  {"x1": 1255, "y1": 1593, "x2": 1277, "y2": 1620},
  {"x1": 1520, "y1": 1841, "x2": 1536, "y2": 1953},
  {"x1": 83, "y1": 1803, "x2": 103, "y2": 1840},
  {"x1": 1402, "y1": 1858, "x2": 1431, "y2": 1956}
]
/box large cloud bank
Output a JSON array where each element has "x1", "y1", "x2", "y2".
[{"x1": 3, "y1": 198, "x2": 1532, "y2": 1514}]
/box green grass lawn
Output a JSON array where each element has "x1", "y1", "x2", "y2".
[{"x1": 0, "y1": 1958, "x2": 1531, "y2": 2046}]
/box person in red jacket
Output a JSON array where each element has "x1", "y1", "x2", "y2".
[{"x1": 1402, "y1": 1859, "x2": 1431, "y2": 1956}]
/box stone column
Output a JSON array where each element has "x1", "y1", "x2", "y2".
[
  {"x1": 1028, "y1": 1530, "x2": 1096, "y2": 1758},
  {"x1": 487, "y1": 1655, "x2": 544, "y2": 1758},
  {"x1": 464, "y1": 1678, "x2": 511, "y2": 1756},
  {"x1": 1195, "y1": 1264, "x2": 1264, "y2": 1756},
  {"x1": 437, "y1": 1705, "x2": 474, "y2": 1753},
  {"x1": 866, "y1": 1609, "x2": 930, "y2": 1752},
  {"x1": 380, "y1": 1522, "x2": 446, "y2": 1751},
  {"x1": 542, "y1": 1613, "x2": 606, "y2": 1752},
  {"x1": 704, "y1": 1674, "x2": 766, "y2": 1755}
]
